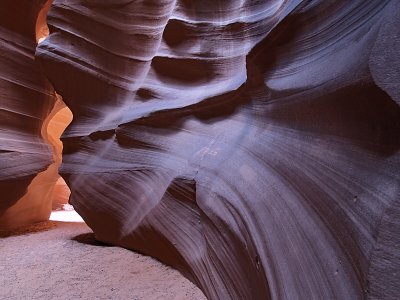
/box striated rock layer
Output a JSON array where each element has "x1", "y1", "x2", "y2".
[
  {"x1": 0, "y1": 0, "x2": 62, "y2": 229},
  {"x1": 36, "y1": 1, "x2": 400, "y2": 299}
]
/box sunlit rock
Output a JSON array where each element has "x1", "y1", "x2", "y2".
[
  {"x1": 2, "y1": 0, "x2": 398, "y2": 298},
  {"x1": 0, "y1": 0, "x2": 71, "y2": 230}
]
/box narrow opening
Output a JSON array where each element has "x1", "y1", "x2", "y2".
[
  {"x1": 45, "y1": 95, "x2": 73, "y2": 209},
  {"x1": 36, "y1": 2, "x2": 81, "y2": 222},
  {"x1": 35, "y1": 0, "x2": 51, "y2": 44},
  {"x1": 43, "y1": 94, "x2": 79, "y2": 222}
]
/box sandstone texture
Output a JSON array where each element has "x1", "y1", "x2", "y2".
[
  {"x1": 0, "y1": 0, "x2": 60, "y2": 229},
  {"x1": 1, "y1": 0, "x2": 400, "y2": 299}
]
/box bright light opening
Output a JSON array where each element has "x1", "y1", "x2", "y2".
[
  {"x1": 36, "y1": 0, "x2": 81, "y2": 223},
  {"x1": 50, "y1": 209, "x2": 84, "y2": 223}
]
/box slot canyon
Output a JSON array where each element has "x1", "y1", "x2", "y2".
[{"x1": 1, "y1": 0, "x2": 399, "y2": 299}]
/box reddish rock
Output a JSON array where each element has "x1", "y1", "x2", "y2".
[{"x1": 1, "y1": 0, "x2": 399, "y2": 299}]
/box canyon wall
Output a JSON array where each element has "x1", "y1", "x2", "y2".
[
  {"x1": 3, "y1": 0, "x2": 399, "y2": 299},
  {"x1": 0, "y1": 0, "x2": 60, "y2": 229}
]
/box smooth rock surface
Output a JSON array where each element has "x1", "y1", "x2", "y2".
[
  {"x1": 31, "y1": 0, "x2": 400, "y2": 299},
  {"x1": 0, "y1": 0, "x2": 58, "y2": 230}
]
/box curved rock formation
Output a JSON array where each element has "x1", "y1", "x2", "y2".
[
  {"x1": 35, "y1": 0, "x2": 399, "y2": 299},
  {"x1": 0, "y1": 0, "x2": 61, "y2": 229},
  {"x1": 46, "y1": 99, "x2": 73, "y2": 209}
]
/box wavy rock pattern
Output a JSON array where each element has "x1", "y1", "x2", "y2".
[
  {"x1": 36, "y1": 1, "x2": 400, "y2": 299},
  {"x1": 0, "y1": 0, "x2": 60, "y2": 229}
]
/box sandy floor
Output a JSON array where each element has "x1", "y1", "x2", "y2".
[{"x1": 0, "y1": 214, "x2": 206, "y2": 300}]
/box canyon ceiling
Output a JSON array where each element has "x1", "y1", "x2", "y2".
[{"x1": 1, "y1": 0, "x2": 400, "y2": 299}]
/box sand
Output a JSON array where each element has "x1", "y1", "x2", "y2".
[{"x1": 0, "y1": 215, "x2": 206, "y2": 300}]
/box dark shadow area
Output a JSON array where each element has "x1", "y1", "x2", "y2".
[
  {"x1": 72, "y1": 232, "x2": 112, "y2": 246},
  {"x1": 151, "y1": 56, "x2": 215, "y2": 85},
  {"x1": 163, "y1": 19, "x2": 192, "y2": 48},
  {"x1": 266, "y1": 83, "x2": 400, "y2": 156},
  {"x1": 0, "y1": 175, "x2": 35, "y2": 214},
  {"x1": 136, "y1": 88, "x2": 158, "y2": 101}
]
